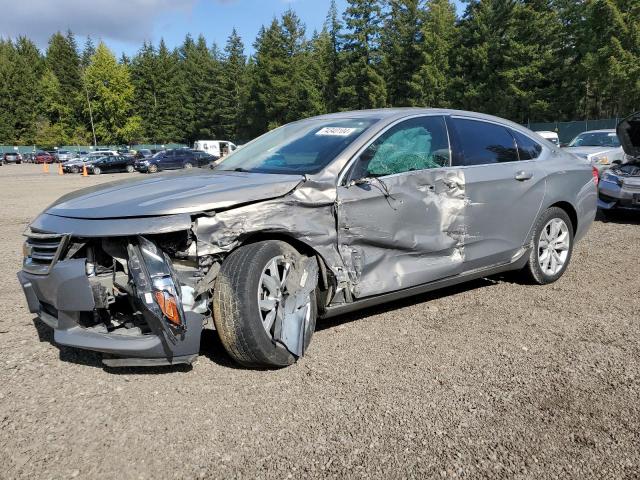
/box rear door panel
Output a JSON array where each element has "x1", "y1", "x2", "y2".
[{"x1": 447, "y1": 117, "x2": 547, "y2": 270}]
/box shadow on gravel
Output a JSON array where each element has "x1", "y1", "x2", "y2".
[
  {"x1": 595, "y1": 209, "x2": 640, "y2": 225},
  {"x1": 317, "y1": 277, "x2": 498, "y2": 331},
  {"x1": 30, "y1": 273, "x2": 525, "y2": 371}
]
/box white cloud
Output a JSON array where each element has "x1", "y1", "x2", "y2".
[{"x1": 0, "y1": 0, "x2": 206, "y2": 48}]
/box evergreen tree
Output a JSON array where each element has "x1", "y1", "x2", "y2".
[
  {"x1": 81, "y1": 36, "x2": 96, "y2": 68},
  {"x1": 581, "y1": 0, "x2": 640, "y2": 118},
  {"x1": 130, "y1": 41, "x2": 159, "y2": 142},
  {"x1": 83, "y1": 43, "x2": 142, "y2": 144},
  {"x1": 317, "y1": 0, "x2": 343, "y2": 112},
  {"x1": 381, "y1": 0, "x2": 424, "y2": 106},
  {"x1": 46, "y1": 31, "x2": 82, "y2": 116},
  {"x1": 337, "y1": 0, "x2": 387, "y2": 110},
  {"x1": 218, "y1": 29, "x2": 247, "y2": 140},
  {"x1": 179, "y1": 34, "x2": 221, "y2": 142},
  {"x1": 154, "y1": 40, "x2": 188, "y2": 142},
  {"x1": 408, "y1": 0, "x2": 457, "y2": 107},
  {"x1": 0, "y1": 40, "x2": 17, "y2": 143}
]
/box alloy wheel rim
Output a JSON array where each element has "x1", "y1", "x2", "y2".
[
  {"x1": 538, "y1": 218, "x2": 570, "y2": 276},
  {"x1": 258, "y1": 255, "x2": 311, "y2": 337}
]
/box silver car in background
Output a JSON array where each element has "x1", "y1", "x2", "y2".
[
  {"x1": 17, "y1": 109, "x2": 597, "y2": 369},
  {"x1": 563, "y1": 129, "x2": 626, "y2": 174}
]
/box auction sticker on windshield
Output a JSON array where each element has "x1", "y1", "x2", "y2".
[{"x1": 315, "y1": 127, "x2": 358, "y2": 136}]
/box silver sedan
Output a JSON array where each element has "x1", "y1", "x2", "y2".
[{"x1": 18, "y1": 109, "x2": 597, "y2": 368}]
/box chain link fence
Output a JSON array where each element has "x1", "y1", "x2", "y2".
[{"x1": 0, "y1": 143, "x2": 188, "y2": 155}]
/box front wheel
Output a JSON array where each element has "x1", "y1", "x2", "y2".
[
  {"x1": 126, "y1": 165, "x2": 134, "y2": 173},
  {"x1": 148, "y1": 164, "x2": 158, "y2": 174},
  {"x1": 523, "y1": 207, "x2": 574, "y2": 285},
  {"x1": 92, "y1": 166, "x2": 101, "y2": 175},
  {"x1": 213, "y1": 240, "x2": 317, "y2": 368},
  {"x1": 183, "y1": 162, "x2": 193, "y2": 169}
]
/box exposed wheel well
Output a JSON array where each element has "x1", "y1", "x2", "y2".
[{"x1": 549, "y1": 201, "x2": 578, "y2": 234}]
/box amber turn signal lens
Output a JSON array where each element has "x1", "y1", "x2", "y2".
[{"x1": 153, "y1": 290, "x2": 182, "y2": 326}]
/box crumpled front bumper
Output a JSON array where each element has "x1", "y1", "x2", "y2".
[{"x1": 17, "y1": 258, "x2": 204, "y2": 367}]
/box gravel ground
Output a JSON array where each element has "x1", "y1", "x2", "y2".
[{"x1": 1, "y1": 164, "x2": 639, "y2": 479}]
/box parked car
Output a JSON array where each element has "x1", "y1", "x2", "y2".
[
  {"x1": 56, "y1": 150, "x2": 75, "y2": 162},
  {"x1": 85, "y1": 155, "x2": 136, "y2": 175},
  {"x1": 3, "y1": 152, "x2": 23, "y2": 164},
  {"x1": 34, "y1": 151, "x2": 55, "y2": 164},
  {"x1": 134, "y1": 149, "x2": 153, "y2": 159},
  {"x1": 136, "y1": 149, "x2": 209, "y2": 173},
  {"x1": 535, "y1": 130, "x2": 559, "y2": 146},
  {"x1": 17, "y1": 108, "x2": 597, "y2": 369},
  {"x1": 563, "y1": 129, "x2": 626, "y2": 174},
  {"x1": 598, "y1": 112, "x2": 640, "y2": 213},
  {"x1": 62, "y1": 151, "x2": 118, "y2": 173}
]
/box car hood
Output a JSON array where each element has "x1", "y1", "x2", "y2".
[
  {"x1": 46, "y1": 170, "x2": 305, "y2": 219},
  {"x1": 617, "y1": 112, "x2": 640, "y2": 159},
  {"x1": 563, "y1": 146, "x2": 617, "y2": 158}
]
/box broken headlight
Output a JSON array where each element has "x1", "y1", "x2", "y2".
[{"x1": 127, "y1": 236, "x2": 186, "y2": 336}]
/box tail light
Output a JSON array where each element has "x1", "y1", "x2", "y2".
[{"x1": 592, "y1": 167, "x2": 599, "y2": 186}]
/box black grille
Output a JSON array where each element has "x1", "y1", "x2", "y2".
[{"x1": 23, "y1": 231, "x2": 69, "y2": 274}]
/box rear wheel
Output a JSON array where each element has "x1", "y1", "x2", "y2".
[
  {"x1": 213, "y1": 240, "x2": 317, "y2": 368},
  {"x1": 126, "y1": 165, "x2": 134, "y2": 173},
  {"x1": 71, "y1": 166, "x2": 79, "y2": 174},
  {"x1": 183, "y1": 162, "x2": 193, "y2": 169},
  {"x1": 523, "y1": 207, "x2": 574, "y2": 284},
  {"x1": 92, "y1": 166, "x2": 101, "y2": 175}
]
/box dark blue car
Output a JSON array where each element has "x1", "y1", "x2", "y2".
[{"x1": 135, "y1": 149, "x2": 214, "y2": 173}]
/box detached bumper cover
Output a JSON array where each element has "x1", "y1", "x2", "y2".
[{"x1": 17, "y1": 259, "x2": 203, "y2": 365}]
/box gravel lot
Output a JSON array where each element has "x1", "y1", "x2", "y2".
[{"x1": 1, "y1": 164, "x2": 639, "y2": 479}]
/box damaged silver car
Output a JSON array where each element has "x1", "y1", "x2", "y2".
[
  {"x1": 17, "y1": 109, "x2": 597, "y2": 368},
  {"x1": 598, "y1": 112, "x2": 640, "y2": 212}
]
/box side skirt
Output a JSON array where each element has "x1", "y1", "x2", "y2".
[{"x1": 320, "y1": 250, "x2": 531, "y2": 320}]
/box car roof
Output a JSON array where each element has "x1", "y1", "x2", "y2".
[{"x1": 307, "y1": 107, "x2": 535, "y2": 134}]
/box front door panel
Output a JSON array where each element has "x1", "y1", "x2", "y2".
[{"x1": 337, "y1": 168, "x2": 467, "y2": 298}]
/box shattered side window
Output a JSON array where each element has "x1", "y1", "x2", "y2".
[{"x1": 354, "y1": 116, "x2": 450, "y2": 178}]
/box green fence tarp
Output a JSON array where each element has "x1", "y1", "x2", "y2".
[{"x1": 525, "y1": 118, "x2": 620, "y2": 144}]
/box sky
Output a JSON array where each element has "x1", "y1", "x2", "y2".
[
  {"x1": 0, "y1": 0, "x2": 464, "y2": 57},
  {"x1": 0, "y1": 0, "x2": 348, "y2": 56}
]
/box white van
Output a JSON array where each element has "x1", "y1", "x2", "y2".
[
  {"x1": 535, "y1": 131, "x2": 559, "y2": 146},
  {"x1": 193, "y1": 140, "x2": 237, "y2": 158}
]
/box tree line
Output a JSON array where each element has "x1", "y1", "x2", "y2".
[{"x1": 0, "y1": 0, "x2": 638, "y2": 147}]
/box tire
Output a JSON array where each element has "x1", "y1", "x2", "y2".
[
  {"x1": 183, "y1": 162, "x2": 193, "y2": 169},
  {"x1": 93, "y1": 167, "x2": 101, "y2": 175},
  {"x1": 126, "y1": 165, "x2": 134, "y2": 173},
  {"x1": 213, "y1": 240, "x2": 317, "y2": 368},
  {"x1": 71, "y1": 167, "x2": 79, "y2": 174},
  {"x1": 523, "y1": 207, "x2": 574, "y2": 285},
  {"x1": 148, "y1": 164, "x2": 158, "y2": 174}
]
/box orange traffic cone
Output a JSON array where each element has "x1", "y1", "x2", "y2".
[
  {"x1": 43, "y1": 162, "x2": 49, "y2": 173},
  {"x1": 82, "y1": 164, "x2": 88, "y2": 177},
  {"x1": 57, "y1": 163, "x2": 64, "y2": 175}
]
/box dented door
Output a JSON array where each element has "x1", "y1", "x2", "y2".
[{"x1": 336, "y1": 115, "x2": 467, "y2": 299}]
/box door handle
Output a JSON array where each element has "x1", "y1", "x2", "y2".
[{"x1": 514, "y1": 171, "x2": 533, "y2": 181}]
